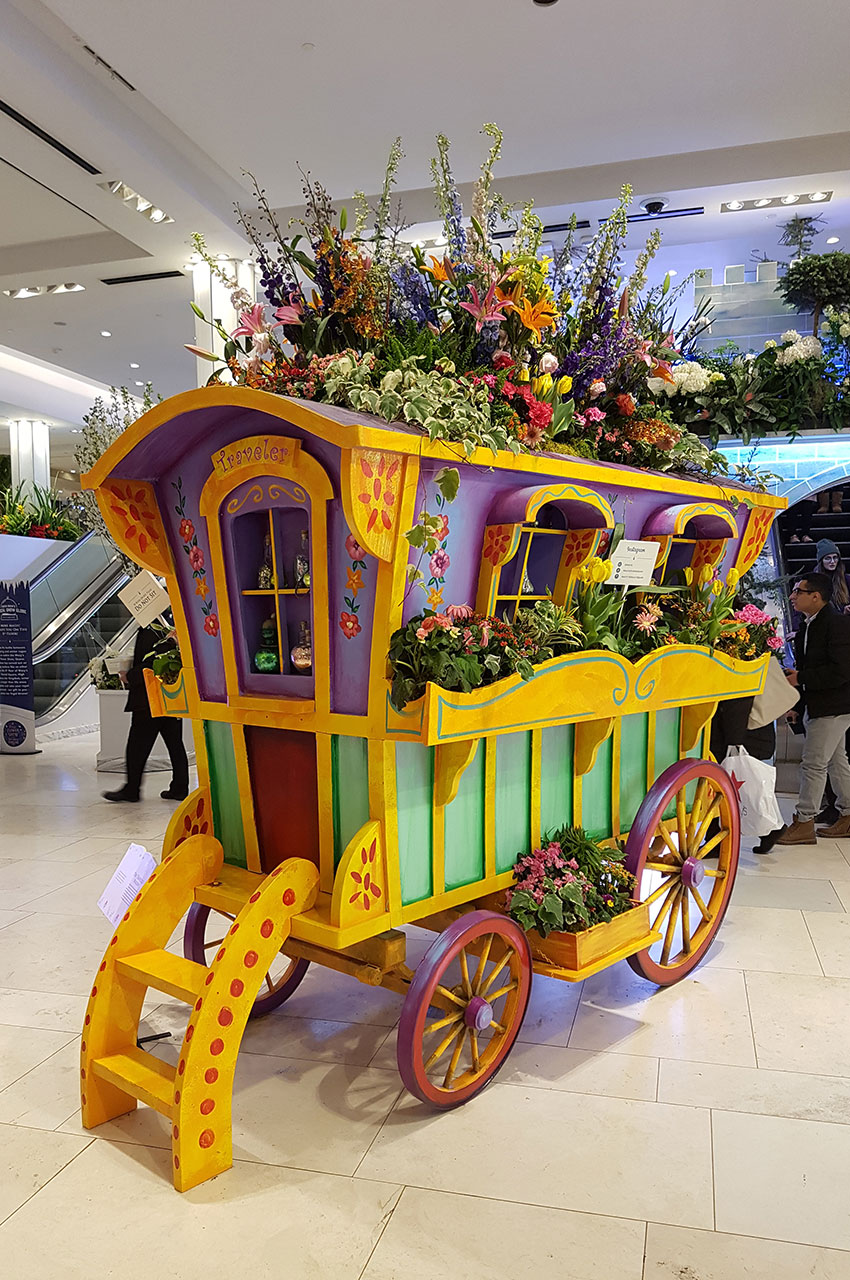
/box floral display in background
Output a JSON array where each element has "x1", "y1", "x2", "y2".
[
  {"x1": 0, "y1": 483, "x2": 83, "y2": 541},
  {"x1": 172, "y1": 477, "x2": 218, "y2": 637}
]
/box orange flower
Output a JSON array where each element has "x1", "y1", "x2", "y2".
[
  {"x1": 194, "y1": 579, "x2": 209, "y2": 599},
  {"x1": 346, "y1": 566, "x2": 364, "y2": 596},
  {"x1": 495, "y1": 280, "x2": 522, "y2": 307},
  {"x1": 422, "y1": 255, "x2": 452, "y2": 283},
  {"x1": 512, "y1": 296, "x2": 557, "y2": 341}
]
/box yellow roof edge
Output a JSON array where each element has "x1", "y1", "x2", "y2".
[{"x1": 81, "y1": 384, "x2": 785, "y2": 510}]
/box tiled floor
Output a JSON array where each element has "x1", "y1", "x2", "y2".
[{"x1": 2, "y1": 736, "x2": 850, "y2": 1277}]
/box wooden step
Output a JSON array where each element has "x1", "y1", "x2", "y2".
[
  {"x1": 194, "y1": 862, "x2": 262, "y2": 915},
  {"x1": 115, "y1": 949, "x2": 207, "y2": 1004},
  {"x1": 91, "y1": 1047, "x2": 176, "y2": 1117}
]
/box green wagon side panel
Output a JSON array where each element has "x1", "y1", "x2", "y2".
[
  {"x1": 331, "y1": 735, "x2": 371, "y2": 866},
  {"x1": 495, "y1": 731, "x2": 532, "y2": 872},
  {"x1": 582, "y1": 733, "x2": 613, "y2": 840},
  {"x1": 654, "y1": 708, "x2": 682, "y2": 819},
  {"x1": 395, "y1": 741, "x2": 434, "y2": 905},
  {"x1": 203, "y1": 720, "x2": 247, "y2": 868},
  {"x1": 619, "y1": 713, "x2": 649, "y2": 833},
  {"x1": 444, "y1": 741, "x2": 486, "y2": 891},
  {"x1": 539, "y1": 724, "x2": 574, "y2": 835}
]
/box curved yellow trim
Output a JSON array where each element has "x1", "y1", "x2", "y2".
[
  {"x1": 522, "y1": 482, "x2": 615, "y2": 528},
  {"x1": 670, "y1": 501, "x2": 737, "y2": 538}
]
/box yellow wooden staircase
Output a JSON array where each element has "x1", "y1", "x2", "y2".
[{"x1": 80, "y1": 834, "x2": 319, "y2": 1191}]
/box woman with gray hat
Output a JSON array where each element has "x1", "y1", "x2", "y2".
[{"x1": 815, "y1": 538, "x2": 850, "y2": 613}]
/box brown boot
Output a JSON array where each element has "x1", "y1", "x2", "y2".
[
  {"x1": 775, "y1": 813, "x2": 817, "y2": 845},
  {"x1": 818, "y1": 814, "x2": 850, "y2": 837}
]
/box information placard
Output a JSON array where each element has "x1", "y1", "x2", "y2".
[
  {"x1": 97, "y1": 843, "x2": 157, "y2": 926},
  {"x1": 607, "y1": 540, "x2": 661, "y2": 587},
  {"x1": 0, "y1": 580, "x2": 36, "y2": 754},
  {"x1": 118, "y1": 570, "x2": 171, "y2": 628}
]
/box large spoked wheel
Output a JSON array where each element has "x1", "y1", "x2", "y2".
[
  {"x1": 183, "y1": 902, "x2": 310, "y2": 1018},
  {"x1": 624, "y1": 758, "x2": 740, "y2": 986},
  {"x1": 397, "y1": 910, "x2": 532, "y2": 1107}
]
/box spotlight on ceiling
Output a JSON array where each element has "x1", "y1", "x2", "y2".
[
  {"x1": 532, "y1": 0, "x2": 560, "y2": 6},
  {"x1": 781, "y1": 194, "x2": 799, "y2": 205},
  {"x1": 723, "y1": 200, "x2": 744, "y2": 211},
  {"x1": 98, "y1": 179, "x2": 174, "y2": 224},
  {"x1": 809, "y1": 192, "x2": 829, "y2": 202},
  {"x1": 827, "y1": 236, "x2": 840, "y2": 245},
  {"x1": 753, "y1": 198, "x2": 773, "y2": 208},
  {"x1": 100, "y1": 330, "x2": 112, "y2": 338},
  {"x1": 129, "y1": 362, "x2": 140, "y2": 369}
]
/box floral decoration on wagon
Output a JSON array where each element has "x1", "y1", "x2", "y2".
[
  {"x1": 173, "y1": 476, "x2": 218, "y2": 638},
  {"x1": 506, "y1": 826, "x2": 636, "y2": 938}
]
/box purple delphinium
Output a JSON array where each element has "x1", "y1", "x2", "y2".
[{"x1": 390, "y1": 262, "x2": 438, "y2": 328}]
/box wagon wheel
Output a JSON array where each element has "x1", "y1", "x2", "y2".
[
  {"x1": 397, "y1": 910, "x2": 532, "y2": 1107},
  {"x1": 183, "y1": 902, "x2": 310, "y2": 1018},
  {"x1": 624, "y1": 758, "x2": 740, "y2": 986}
]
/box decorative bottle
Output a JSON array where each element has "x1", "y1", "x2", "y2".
[
  {"x1": 294, "y1": 529, "x2": 310, "y2": 590},
  {"x1": 290, "y1": 620, "x2": 312, "y2": 675},
  {"x1": 257, "y1": 531, "x2": 276, "y2": 589},
  {"x1": 253, "y1": 615, "x2": 280, "y2": 673}
]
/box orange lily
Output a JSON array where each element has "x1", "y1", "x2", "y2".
[
  {"x1": 512, "y1": 296, "x2": 557, "y2": 342},
  {"x1": 649, "y1": 357, "x2": 676, "y2": 386},
  {"x1": 495, "y1": 279, "x2": 522, "y2": 307},
  {"x1": 422, "y1": 255, "x2": 453, "y2": 283}
]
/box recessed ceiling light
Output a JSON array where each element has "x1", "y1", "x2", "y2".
[
  {"x1": 300, "y1": 41, "x2": 315, "y2": 50},
  {"x1": 129, "y1": 362, "x2": 140, "y2": 368},
  {"x1": 827, "y1": 236, "x2": 840, "y2": 245},
  {"x1": 100, "y1": 330, "x2": 112, "y2": 337},
  {"x1": 809, "y1": 192, "x2": 829, "y2": 202},
  {"x1": 724, "y1": 200, "x2": 744, "y2": 211},
  {"x1": 781, "y1": 195, "x2": 799, "y2": 205},
  {"x1": 97, "y1": 179, "x2": 174, "y2": 225},
  {"x1": 667, "y1": 269, "x2": 678, "y2": 276},
  {"x1": 134, "y1": 380, "x2": 144, "y2": 386},
  {"x1": 753, "y1": 198, "x2": 772, "y2": 208}
]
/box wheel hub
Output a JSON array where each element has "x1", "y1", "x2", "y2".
[
  {"x1": 680, "y1": 856, "x2": 706, "y2": 890},
  {"x1": 464, "y1": 995, "x2": 493, "y2": 1031}
]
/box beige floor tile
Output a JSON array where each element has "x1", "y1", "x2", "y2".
[
  {"x1": 746, "y1": 971, "x2": 850, "y2": 1075},
  {"x1": 833, "y1": 880, "x2": 850, "y2": 912},
  {"x1": 805, "y1": 911, "x2": 850, "y2": 978},
  {"x1": 0, "y1": 859, "x2": 98, "y2": 911},
  {"x1": 0, "y1": 987, "x2": 87, "y2": 1033},
  {"x1": 569, "y1": 963, "x2": 756, "y2": 1066},
  {"x1": 713, "y1": 1109, "x2": 850, "y2": 1249},
  {"x1": 0, "y1": 908, "x2": 31, "y2": 931},
  {"x1": 704, "y1": 905, "x2": 822, "y2": 974},
  {"x1": 736, "y1": 839, "x2": 850, "y2": 881},
  {"x1": 34, "y1": 836, "x2": 134, "y2": 864},
  {"x1": 0, "y1": 911, "x2": 111, "y2": 996},
  {"x1": 0, "y1": 1041, "x2": 81, "y2": 1130},
  {"x1": 18, "y1": 866, "x2": 119, "y2": 918},
  {"x1": 0, "y1": 833, "x2": 78, "y2": 859},
  {"x1": 644, "y1": 1222, "x2": 850, "y2": 1279},
  {"x1": 260, "y1": 961, "x2": 403, "y2": 1028},
  {"x1": 659, "y1": 1058, "x2": 850, "y2": 1124},
  {"x1": 0, "y1": 1024, "x2": 75, "y2": 1090},
  {"x1": 731, "y1": 873, "x2": 845, "y2": 912},
  {"x1": 499, "y1": 1042, "x2": 658, "y2": 1100},
  {"x1": 516, "y1": 972, "x2": 584, "y2": 1046},
  {"x1": 0, "y1": 1124, "x2": 90, "y2": 1224},
  {"x1": 358, "y1": 1084, "x2": 713, "y2": 1229},
  {"x1": 361, "y1": 1186, "x2": 646, "y2": 1280},
  {"x1": 0, "y1": 1139, "x2": 401, "y2": 1278}
]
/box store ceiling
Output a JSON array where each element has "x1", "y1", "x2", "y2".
[{"x1": 0, "y1": 0, "x2": 849, "y2": 426}]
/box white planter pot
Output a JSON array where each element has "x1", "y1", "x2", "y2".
[{"x1": 96, "y1": 689, "x2": 195, "y2": 774}]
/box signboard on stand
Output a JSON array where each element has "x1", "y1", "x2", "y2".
[
  {"x1": 0, "y1": 580, "x2": 37, "y2": 754},
  {"x1": 607, "y1": 540, "x2": 662, "y2": 587},
  {"x1": 118, "y1": 570, "x2": 171, "y2": 628}
]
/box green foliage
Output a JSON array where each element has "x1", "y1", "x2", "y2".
[
  {"x1": 776, "y1": 252, "x2": 850, "y2": 332},
  {"x1": 507, "y1": 830, "x2": 636, "y2": 937},
  {"x1": 0, "y1": 482, "x2": 83, "y2": 541}
]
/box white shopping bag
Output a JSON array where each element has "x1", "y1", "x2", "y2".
[{"x1": 721, "y1": 746, "x2": 784, "y2": 840}]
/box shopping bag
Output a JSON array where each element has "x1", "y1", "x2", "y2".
[{"x1": 720, "y1": 746, "x2": 784, "y2": 840}]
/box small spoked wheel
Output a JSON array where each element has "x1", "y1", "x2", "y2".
[
  {"x1": 397, "y1": 910, "x2": 532, "y2": 1107},
  {"x1": 183, "y1": 902, "x2": 310, "y2": 1018},
  {"x1": 624, "y1": 758, "x2": 740, "y2": 986}
]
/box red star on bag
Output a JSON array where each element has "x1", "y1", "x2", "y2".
[{"x1": 728, "y1": 770, "x2": 745, "y2": 798}]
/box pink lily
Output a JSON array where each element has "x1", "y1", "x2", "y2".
[
  {"x1": 458, "y1": 283, "x2": 511, "y2": 333},
  {"x1": 231, "y1": 302, "x2": 281, "y2": 339},
  {"x1": 274, "y1": 298, "x2": 304, "y2": 326}
]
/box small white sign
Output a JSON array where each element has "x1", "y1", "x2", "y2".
[
  {"x1": 118, "y1": 571, "x2": 171, "y2": 629},
  {"x1": 607, "y1": 539, "x2": 661, "y2": 587},
  {"x1": 97, "y1": 843, "x2": 157, "y2": 927}
]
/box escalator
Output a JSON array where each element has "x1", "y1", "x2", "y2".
[{"x1": 29, "y1": 532, "x2": 138, "y2": 725}]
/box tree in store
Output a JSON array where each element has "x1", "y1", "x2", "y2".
[{"x1": 776, "y1": 251, "x2": 850, "y2": 335}]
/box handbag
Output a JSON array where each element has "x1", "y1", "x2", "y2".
[{"x1": 720, "y1": 746, "x2": 784, "y2": 839}]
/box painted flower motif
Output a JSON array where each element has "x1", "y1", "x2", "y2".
[
  {"x1": 339, "y1": 611, "x2": 362, "y2": 639},
  {"x1": 179, "y1": 518, "x2": 195, "y2": 542},
  {"x1": 434, "y1": 513, "x2": 450, "y2": 541},
  {"x1": 194, "y1": 580, "x2": 209, "y2": 598},
  {"x1": 349, "y1": 839, "x2": 383, "y2": 911},
  {"x1": 203, "y1": 613, "x2": 220, "y2": 637},
  {"x1": 429, "y1": 548, "x2": 450, "y2": 578},
  {"x1": 357, "y1": 455, "x2": 399, "y2": 534},
  {"x1": 483, "y1": 525, "x2": 512, "y2": 565},
  {"x1": 346, "y1": 567, "x2": 364, "y2": 595},
  {"x1": 426, "y1": 586, "x2": 444, "y2": 608},
  {"x1": 345, "y1": 532, "x2": 367, "y2": 561},
  {"x1": 188, "y1": 546, "x2": 205, "y2": 572}
]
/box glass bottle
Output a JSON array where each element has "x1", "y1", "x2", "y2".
[
  {"x1": 257, "y1": 530, "x2": 276, "y2": 589},
  {"x1": 253, "y1": 615, "x2": 280, "y2": 673},
  {"x1": 290, "y1": 620, "x2": 312, "y2": 675},
  {"x1": 294, "y1": 528, "x2": 310, "y2": 590}
]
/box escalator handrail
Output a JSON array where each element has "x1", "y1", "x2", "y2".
[
  {"x1": 29, "y1": 529, "x2": 98, "y2": 589},
  {"x1": 32, "y1": 559, "x2": 130, "y2": 664},
  {"x1": 34, "y1": 616, "x2": 139, "y2": 728}
]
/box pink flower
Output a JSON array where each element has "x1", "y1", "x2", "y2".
[
  {"x1": 345, "y1": 532, "x2": 367, "y2": 561},
  {"x1": 203, "y1": 613, "x2": 219, "y2": 637},
  {"x1": 231, "y1": 303, "x2": 280, "y2": 339},
  {"x1": 429, "y1": 548, "x2": 451, "y2": 578},
  {"x1": 446, "y1": 603, "x2": 474, "y2": 621},
  {"x1": 188, "y1": 546, "x2": 204, "y2": 571},
  {"x1": 583, "y1": 406, "x2": 607, "y2": 423},
  {"x1": 458, "y1": 283, "x2": 512, "y2": 333},
  {"x1": 734, "y1": 604, "x2": 772, "y2": 626},
  {"x1": 274, "y1": 299, "x2": 304, "y2": 326},
  {"x1": 339, "y1": 611, "x2": 362, "y2": 640},
  {"x1": 415, "y1": 627, "x2": 428, "y2": 641},
  {"x1": 492, "y1": 351, "x2": 515, "y2": 370},
  {"x1": 767, "y1": 635, "x2": 784, "y2": 650},
  {"x1": 589, "y1": 380, "x2": 606, "y2": 399},
  {"x1": 179, "y1": 518, "x2": 194, "y2": 542},
  {"x1": 634, "y1": 608, "x2": 658, "y2": 634},
  {"x1": 434, "y1": 513, "x2": 450, "y2": 541}
]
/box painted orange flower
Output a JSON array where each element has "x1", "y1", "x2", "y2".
[
  {"x1": 357, "y1": 455, "x2": 399, "y2": 533},
  {"x1": 194, "y1": 579, "x2": 209, "y2": 598},
  {"x1": 348, "y1": 839, "x2": 382, "y2": 911},
  {"x1": 345, "y1": 567, "x2": 364, "y2": 596},
  {"x1": 483, "y1": 525, "x2": 512, "y2": 566},
  {"x1": 426, "y1": 586, "x2": 444, "y2": 608},
  {"x1": 512, "y1": 297, "x2": 557, "y2": 342}
]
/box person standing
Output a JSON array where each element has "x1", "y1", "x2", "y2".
[
  {"x1": 814, "y1": 539, "x2": 850, "y2": 613},
  {"x1": 777, "y1": 573, "x2": 850, "y2": 844},
  {"x1": 103, "y1": 624, "x2": 189, "y2": 804}
]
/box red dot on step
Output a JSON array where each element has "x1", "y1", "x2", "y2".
[
  {"x1": 210, "y1": 1038, "x2": 224, "y2": 1055},
  {"x1": 282, "y1": 889, "x2": 295, "y2": 906},
  {"x1": 244, "y1": 951, "x2": 258, "y2": 968},
  {"x1": 80, "y1": 1068, "x2": 85, "y2": 1079},
  {"x1": 199, "y1": 1129, "x2": 215, "y2": 1148},
  {"x1": 85, "y1": 1015, "x2": 90, "y2": 1026},
  {"x1": 91, "y1": 987, "x2": 97, "y2": 998},
  {"x1": 200, "y1": 1098, "x2": 215, "y2": 1115},
  {"x1": 249, "y1": 892, "x2": 260, "y2": 903},
  {"x1": 100, "y1": 962, "x2": 106, "y2": 972},
  {"x1": 123, "y1": 912, "x2": 130, "y2": 922},
  {"x1": 216, "y1": 949, "x2": 226, "y2": 963},
  {"x1": 110, "y1": 936, "x2": 117, "y2": 946},
  {"x1": 172, "y1": 1124, "x2": 179, "y2": 1139},
  {"x1": 218, "y1": 1008, "x2": 233, "y2": 1027},
  {"x1": 81, "y1": 1093, "x2": 86, "y2": 1105},
  {"x1": 174, "y1": 1156, "x2": 180, "y2": 1169},
  {"x1": 230, "y1": 923, "x2": 239, "y2": 934},
  {"x1": 178, "y1": 1059, "x2": 186, "y2": 1075},
  {"x1": 205, "y1": 1068, "x2": 218, "y2": 1084},
  {"x1": 175, "y1": 1090, "x2": 181, "y2": 1103},
  {"x1": 186, "y1": 1025, "x2": 194, "y2": 1041},
  {"x1": 81, "y1": 1042, "x2": 86, "y2": 1052},
  {"x1": 195, "y1": 999, "x2": 203, "y2": 1012},
  {"x1": 229, "y1": 979, "x2": 244, "y2": 997},
  {"x1": 205, "y1": 972, "x2": 215, "y2": 986},
  {"x1": 260, "y1": 919, "x2": 273, "y2": 938}
]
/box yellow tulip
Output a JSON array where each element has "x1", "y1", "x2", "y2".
[
  {"x1": 593, "y1": 558, "x2": 611, "y2": 583},
  {"x1": 557, "y1": 375, "x2": 573, "y2": 394},
  {"x1": 711, "y1": 580, "x2": 722, "y2": 596},
  {"x1": 727, "y1": 567, "x2": 740, "y2": 589},
  {"x1": 515, "y1": 367, "x2": 530, "y2": 384},
  {"x1": 698, "y1": 565, "x2": 713, "y2": 587},
  {"x1": 683, "y1": 567, "x2": 694, "y2": 586},
  {"x1": 532, "y1": 373, "x2": 553, "y2": 398}
]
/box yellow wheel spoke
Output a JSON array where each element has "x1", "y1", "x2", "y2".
[
  {"x1": 660, "y1": 887, "x2": 683, "y2": 966},
  {"x1": 481, "y1": 951, "x2": 512, "y2": 996},
  {"x1": 443, "y1": 1028, "x2": 468, "y2": 1088},
  {"x1": 471, "y1": 935, "x2": 493, "y2": 995},
  {"x1": 702, "y1": 867, "x2": 726, "y2": 879},
  {"x1": 651, "y1": 878, "x2": 681, "y2": 932},
  {"x1": 681, "y1": 889, "x2": 692, "y2": 955},
  {"x1": 691, "y1": 885, "x2": 711, "y2": 922},
  {"x1": 435, "y1": 983, "x2": 466, "y2": 1009},
  {"x1": 686, "y1": 778, "x2": 709, "y2": 854},
  {"x1": 643, "y1": 875, "x2": 677, "y2": 908},
  {"x1": 459, "y1": 948, "x2": 472, "y2": 998},
  {"x1": 675, "y1": 789, "x2": 688, "y2": 857},
  {"x1": 423, "y1": 1010, "x2": 464, "y2": 1036},
  {"x1": 645, "y1": 860, "x2": 681, "y2": 874},
  {"x1": 657, "y1": 820, "x2": 683, "y2": 862},
  {"x1": 490, "y1": 1018, "x2": 507, "y2": 1034},
  {"x1": 470, "y1": 1029, "x2": 481, "y2": 1073},
  {"x1": 696, "y1": 828, "x2": 729, "y2": 860},
  {"x1": 693, "y1": 795, "x2": 721, "y2": 851},
  {"x1": 486, "y1": 980, "x2": 518, "y2": 1002},
  {"x1": 425, "y1": 1023, "x2": 465, "y2": 1071}
]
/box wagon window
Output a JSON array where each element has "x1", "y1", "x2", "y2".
[
  {"x1": 660, "y1": 519, "x2": 727, "y2": 586},
  {"x1": 491, "y1": 504, "x2": 567, "y2": 623}
]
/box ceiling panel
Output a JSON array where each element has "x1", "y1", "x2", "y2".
[{"x1": 0, "y1": 157, "x2": 98, "y2": 246}]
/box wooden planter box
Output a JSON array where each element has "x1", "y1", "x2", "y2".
[{"x1": 526, "y1": 901, "x2": 650, "y2": 971}]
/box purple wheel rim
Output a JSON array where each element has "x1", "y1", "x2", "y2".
[{"x1": 183, "y1": 901, "x2": 309, "y2": 1018}]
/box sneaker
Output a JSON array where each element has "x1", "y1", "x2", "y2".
[{"x1": 103, "y1": 788, "x2": 140, "y2": 803}]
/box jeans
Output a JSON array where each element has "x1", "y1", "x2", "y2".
[{"x1": 797, "y1": 713, "x2": 850, "y2": 820}]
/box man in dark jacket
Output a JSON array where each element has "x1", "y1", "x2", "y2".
[
  {"x1": 102, "y1": 625, "x2": 189, "y2": 804},
  {"x1": 777, "y1": 573, "x2": 850, "y2": 844}
]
